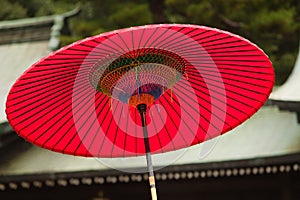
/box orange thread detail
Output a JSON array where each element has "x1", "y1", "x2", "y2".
[{"x1": 128, "y1": 94, "x2": 154, "y2": 108}]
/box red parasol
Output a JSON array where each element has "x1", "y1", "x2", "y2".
[{"x1": 6, "y1": 24, "x2": 274, "y2": 199}]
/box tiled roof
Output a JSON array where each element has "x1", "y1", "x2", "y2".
[
  {"x1": 0, "y1": 41, "x2": 50, "y2": 123},
  {"x1": 0, "y1": 8, "x2": 79, "y2": 123},
  {"x1": 270, "y1": 39, "x2": 300, "y2": 122},
  {"x1": 0, "y1": 106, "x2": 299, "y2": 176},
  {"x1": 270, "y1": 41, "x2": 300, "y2": 102}
]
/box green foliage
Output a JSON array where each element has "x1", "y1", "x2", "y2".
[
  {"x1": 186, "y1": 2, "x2": 215, "y2": 25},
  {"x1": 0, "y1": 0, "x2": 27, "y2": 20},
  {"x1": 108, "y1": 3, "x2": 152, "y2": 27},
  {"x1": 0, "y1": 0, "x2": 299, "y2": 85},
  {"x1": 165, "y1": 0, "x2": 189, "y2": 22}
]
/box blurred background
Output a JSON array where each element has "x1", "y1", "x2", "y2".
[{"x1": 0, "y1": 0, "x2": 299, "y2": 200}]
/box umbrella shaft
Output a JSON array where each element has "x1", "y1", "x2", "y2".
[
  {"x1": 141, "y1": 113, "x2": 154, "y2": 176},
  {"x1": 138, "y1": 104, "x2": 157, "y2": 200}
]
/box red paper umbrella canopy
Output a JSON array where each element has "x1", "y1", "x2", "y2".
[{"x1": 6, "y1": 24, "x2": 274, "y2": 158}]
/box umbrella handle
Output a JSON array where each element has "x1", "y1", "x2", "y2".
[
  {"x1": 149, "y1": 174, "x2": 157, "y2": 200},
  {"x1": 146, "y1": 152, "x2": 157, "y2": 200},
  {"x1": 138, "y1": 104, "x2": 158, "y2": 200}
]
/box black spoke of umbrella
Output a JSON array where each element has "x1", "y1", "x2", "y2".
[
  {"x1": 196, "y1": 34, "x2": 232, "y2": 45},
  {"x1": 11, "y1": 69, "x2": 81, "y2": 92},
  {"x1": 137, "y1": 27, "x2": 146, "y2": 56},
  {"x1": 12, "y1": 68, "x2": 79, "y2": 90},
  {"x1": 155, "y1": 26, "x2": 198, "y2": 50},
  {"x1": 158, "y1": 96, "x2": 189, "y2": 148},
  {"x1": 116, "y1": 32, "x2": 133, "y2": 57},
  {"x1": 150, "y1": 26, "x2": 187, "y2": 50},
  {"x1": 66, "y1": 46, "x2": 94, "y2": 52},
  {"x1": 48, "y1": 53, "x2": 104, "y2": 59},
  {"x1": 131, "y1": 29, "x2": 135, "y2": 57},
  {"x1": 189, "y1": 62, "x2": 270, "y2": 71},
  {"x1": 92, "y1": 35, "x2": 126, "y2": 54},
  {"x1": 17, "y1": 81, "x2": 92, "y2": 134},
  {"x1": 179, "y1": 76, "x2": 259, "y2": 111},
  {"x1": 38, "y1": 59, "x2": 84, "y2": 65},
  {"x1": 186, "y1": 71, "x2": 268, "y2": 97},
  {"x1": 24, "y1": 65, "x2": 81, "y2": 79},
  {"x1": 110, "y1": 102, "x2": 125, "y2": 157},
  {"x1": 22, "y1": 79, "x2": 92, "y2": 141},
  {"x1": 162, "y1": 31, "x2": 223, "y2": 52},
  {"x1": 142, "y1": 27, "x2": 169, "y2": 50},
  {"x1": 192, "y1": 64, "x2": 272, "y2": 75},
  {"x1": 45, "y1": 56, "x2": 101, "y2": 62},
  {"x1": 134, "y1": 109, "x2": 138, "y2": 156},
  {"x1": 173, "y1": 83, "x2": 237, "y2": 128},
  {"x1": 33, "y1": 61, "x2": 82, "y2": 68},
  {"x1": 8, "y1": 73, "x2": 77, "y2": 105},
  {"x1": 186, "y1": 52, "x2": 266, "y2": 59},
  {"x1": 183, "y1": 26, "x2": 205, "y2": 36},
  {"x1": 104, "y1": 34, "x2": 132, "y2": 55},
  {"x1": 187, "y1": 72, "x2": 269, "y2": 104},
  {"x1": 51, "y1": 114, "x2": 80, "y2": 153},
  {"x1": 31, "y1": 64, "x2": 91, "y2": 74},
  {"x1": 153, "y1": 104, "x2": 176, "y2": 151},
  {"x1": 148, "y1": 106, "x2": 164, "y2": 153},
  {"x1": 43, "y1": 92, "x2": 106, "y2": 151},
  {"x1": 72, "y1": 93, "x2": 107, "y2": 155},
  {"x1": 202, "y1": 39, "x2": 253, "y2": 49},
  {"x1": 186, "y1": 67, "x2": 270, "y2": 91},
  {"x1": 181, "y1": 46, "x2": 260, "y2": 55},
  {"x1": 193, "y1": 32, "x2": 224, "y2": 43},
  {"x1": 163, "y1": 31, "x2": 224, "y2": 51},
  {"x1": 8, "y1": 73, "x2": 88, "y2": 117},
  {"x1": 166, "y1": 92, "x2": 202, "y2": 142},
  {"x1": 101, "y1": 35, "x2": 129, "y2": 56},
  {"x1": 55, "y1": 52, "x2": 89, "y2": 56},
  {"x1": 166, "y1": 43, "x2": 267, "y2": 68},
  {"x1": 141, "y1": 27, "x2": 160, "y2": 49},
  {"x1": 43, "y1": 114, "x2": 75, "y2": 149},
  {"x1": 28, "y1": 66, "x2": 89, "y2": 76},
  {"x1": 185, "y1": 56, "x2": 269, "y2": 63},
  {"x1": 172, "y1": 47, "x2": 259, "y2": 57},
  {"x1": 174, "y1": 38, "x2": 243, "y2": 54},
  {"x1": 122, "y1": 106, "x2": 130, "y2": 157},
  {"x1": 9, "y1": 73, "x2": 88, "y2": 106},
  {"x1": 204, "y1": 43, "x2": 250, "y2": 51},
  {"x1": 162, "y1": 94, "x2": 201, "y2": 144},
  {"x1": 65, "y1": 47, "x2": 108, "y2": 55},
  {"x1": 8, "y1": 69, "x2": 89, "y2": 104},
  {"x1": 34, "y1": 60, "x2": 93, "y2": 68},
  {"x1": 97, "y1": 100, "x2": 121, "y2": 156},
  {"x1": 79, "y1": 41, "x2": 118, "y2": 55},
  {"x1": 172, "y1": 85, "x2": 222, "y2": 135},
  {"x1": 175, "y1": 81, "x2": 245, "y2": 122},
  {"x1": 60, "y1": 93, "x2": 111, "y2": 155},
  {"x1": 153, "y1": 27, "x2": 196, "y2": 50},
  {"x1": 185, "y1": 73, "x2": 262, "y2": 107},
  {"x1": 56, "y1": 44, "x2": 114, "y2": 55},
  {"x1": 87, "y1": 97, "x2": 111, "y2": 156},
  {"x1": 85, "y1": 96, "x2": 110, "y2": 157},
  {"x1": 187, "y1": 66, "x2": 273, "y2": 83}
]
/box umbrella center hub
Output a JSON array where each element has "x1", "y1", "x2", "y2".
[{"x1": 90, "y1": 48, "x2": 186, "y2": 106}]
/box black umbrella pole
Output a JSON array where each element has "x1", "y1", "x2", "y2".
[{"x1": 137, "y1": 104, "x2": 158, "y2": 200}]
